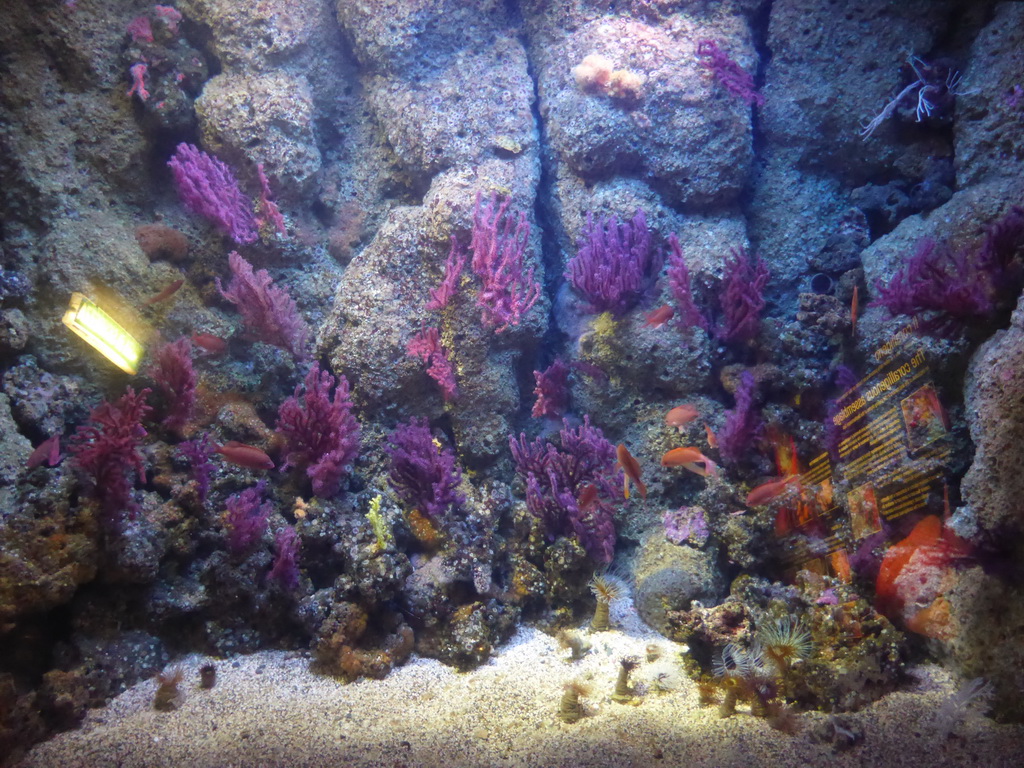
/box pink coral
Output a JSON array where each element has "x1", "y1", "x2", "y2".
[
  {"x1": 407, "y1": 326, "x2": 458, "y2": 401},
  {"x1": 216, "y1": 251, "x2": 309, "y2": 359}
]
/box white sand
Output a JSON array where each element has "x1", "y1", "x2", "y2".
[{"x1": 18, "y1": 601, "x2": 1024, "y2": 768}]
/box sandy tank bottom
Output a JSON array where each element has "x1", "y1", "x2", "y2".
[{"x1": 16, "y1": 602, "x2": 1024, "y2": 768}]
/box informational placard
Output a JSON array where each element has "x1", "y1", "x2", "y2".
[{"x1": 775, "y1": 318, "x2": 951, "y2": 579}]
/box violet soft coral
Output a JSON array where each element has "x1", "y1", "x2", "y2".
[
  {"x1": 715, "y1": 247, "x2": 770, "y2": 345},
  {"x1": 509, "y1": 416, "x2": 620, "y2": 563},
  {"x1": 276, "y1": 362, "x2": 360, "y2": 498},
  {"x1": 717, "y1": 371, "x2": 762, "y2": 466},
  {"x1": 565, "y1": 209, "x2": 661, "y2": 317},
  {"x1": 223, "y1": 479, "x2": 271, "y2": 554},
  {"x1": 167, "y1": 143, "x2": 258, "y2": 245},
  {"x1": 178, "y1": 432, "x2": 215, "y2": 504},
  {"x1": 216, "y1": 251, "x2": 309, "y2": 359},
  {"x1": 873, "y1": 206, "x2": 1024, "y2": 335},
  {"x1": 268, "y1": 526, "x2": 301, "y2": 590},
  {"x1": 69, "y1": 387, "x2": 152, "y2": 525},
  {"x1": 385, "y1": 417, "x2": 464, "y2": 519}
]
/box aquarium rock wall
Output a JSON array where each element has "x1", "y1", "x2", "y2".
[{"x1": 1, "y1": 0, "x2": 1023, "y2": 762}]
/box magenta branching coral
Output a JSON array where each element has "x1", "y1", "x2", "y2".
[
  {"x1": 425, "y1": 236, "x2": 467, "y2": 312},
  {"x1": 696, "y1": 39, "x2": 764, "y2": 107},
  {"x1": 715, "y1": 247, "x2": 770, "y2": 345},
  {"x1": 216, "y1": 251, "x2": 309, "y2": 359},
  {"x1": 276, "y1": 362, "x2": 361, "y2": 498},
  {"x1": 69, "y1": 387, "x2": 152, "y2": 526},
  {"x1": 532, "y1": 358, "x2": 570, "y2": 419},
  {"x1": 666, "y1": 233, "x2": 707, "y2": 330},
  {"x1": 469, "y1": 193, "x2": 541, "y2": 332},
  {"x1": 407, "y1": 326, "x2": 458, "y2": 401},
  {"x1": 148, "y1": 337, "x2": 196, "y2": 434}
]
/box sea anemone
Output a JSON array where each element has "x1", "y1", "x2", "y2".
[
  {"x1": 758, "y1": 616, "x2": 813, "y2": 675},
  {"x1": 612, "y1": 656, "x2": 641, "y2": 702},
  {"x1": 589, "y1": 572, "x2": 626, "y2": 631},
  {"x1": 556, "y1": 629, "x2": 592, "y2": 662},
  {"x1": 559, "y1": 680, "x2": 592, "y2": 723},
  {"x1": 154, "y1": 666, "x2": 184, "y2": 711}
]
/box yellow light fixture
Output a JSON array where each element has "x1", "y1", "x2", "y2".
[{"x1": 62, "y1": 292, "x2": 144, "y2": 375}]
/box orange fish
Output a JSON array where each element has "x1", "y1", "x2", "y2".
[
  {"x1": 704, "y1": 424, "x2": 718, "y2": 449},
  {"x1": 616, "y1": 444, "x2": 646, "y2": 499},
  {"x1": 767, "y1": 426, "x2": 799, "y2": 478},
  {"x1": 577, "y1": 483, "x2": 599, "y2": 510},
  {"x1": 144, "y1": 278, "x2": 184, "y2": 306},
  {"x1": 215, "y1": 441, "x2": 274, "y2": 470},
  {"x1": 745, "y1": 476, "x2": 800, "y2": 506},
  {"x1": 192, "y1": 333, "x2": 229, "y2": 355},
  {"x1": 850, "y1": 284, "x2": 859, "y2": 337},
  {"x1": 26, "y1": 434, "x2": 61, "y2": 469},
  {"x1": 661, "y1": 446, "x2": 718, "y2": 478},
  {"x1": 665, "y1": 404, "x2": 698, "y2": 430},
  {"x1": 643, "y1": 305, "x2": 674, "y2": 329}
]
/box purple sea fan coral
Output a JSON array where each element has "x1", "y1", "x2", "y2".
[
  {"x1": 873, "y1": 206, "x2": 1024, "y2": 335},
  {"x1": 715, "y1": 247, "x2": 769, "y2": 345},
  {"x1": 69, "y1": 387, "x2": 152, "y2": 526},
  {"x1": 717, "y1": 371, "x2": 762, "y2": 466},
  {"x1": 469, "y1": 193, "x2": 541, "y2": 332},
  {"x1": 167, "y1": 143, "x2": 258, "y2": 244},
  {"x1": 509, "y1": 416, "x2": 620, "y2": 563},
  {"x1": 178, "y1": 432, "x2": 215, "y2": 504},
  {"x1": 223, "y1": 480, "x2": 272, "y2": 554},
  {"x1": 276, "y1": 362, "x2": 360, "y2": 498},
  {"x1": 696, "y1": 39, "x2": 764, "y2": 108},
  {"x1": 565, "y1": 209, "x2": 661, "y2": 317},
  {"x1": 217, "y1": 251, "x2": 309, "y2": 359},
  {"x1": 149, "y1": 337, "x2": 196, "y2": 434},
  {"x1": 385, "y1": 417, "x2": 464, "y2": 519},
  {"x1": 268, "y1": 526, "x2": 301, "y2": 590}
]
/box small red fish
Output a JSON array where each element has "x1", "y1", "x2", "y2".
[
  {"x1": 665, "y1": 404, "x2": 698, "y2": 430},
  {"x1": 144, "y1": 278, "x2": 184, "y2": 306},
  {"x1": 745, "y1": 476, "x2": 800, "y2": 507},
  {"x1": 215, "y1": 441, "x2": 274, "y2": 470},
  {"x1": 191, "y1": 333, "x2": 229, "y2": 355},
  {"x1": 27, "y1": 434, "x2": 61, "y2": 469},
  {"x1": 643, "y1": 305, "x2": 674, "y2": 329},
  {"x1": 704, "y1": 424, "x2": 718, "y2": 449},
  {"x1": 616, "y1": 444, "x2": 646, "y2": 500},
  {"x1": 577, "y1": 483, "x2": 599, "y2": 510},
  {"x1": 661, "y1": 446, "x2": 718, "y2": 478}
]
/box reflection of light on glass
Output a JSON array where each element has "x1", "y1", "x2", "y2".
[{"x1": 62, "y1": 292, "x2": 144, "y2": 374}]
